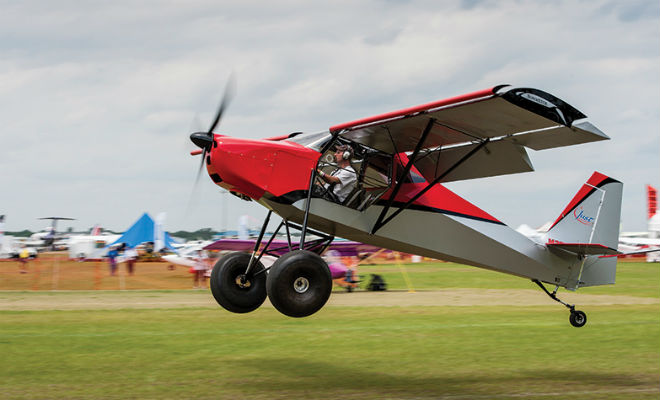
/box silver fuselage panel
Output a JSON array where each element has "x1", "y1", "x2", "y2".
[{"x1": 260, "y1": 197, "x2": 584, "y2": 288}]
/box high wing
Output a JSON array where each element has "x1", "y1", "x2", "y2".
[{"x1": 330, "y1": 85, "x2": 608, "y2": 183}]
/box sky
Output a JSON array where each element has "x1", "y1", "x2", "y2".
[{"x1": 1, "y1": 0, "x2": 658, "y2": 235}]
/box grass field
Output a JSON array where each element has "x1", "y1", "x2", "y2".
[{"x1": 1, "y1": 255, "x2": 658, "y2": 399}]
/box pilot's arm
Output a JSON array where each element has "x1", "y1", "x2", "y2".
[{"x1": 317, "y1": 169, "x2": 341, "y2": 185}]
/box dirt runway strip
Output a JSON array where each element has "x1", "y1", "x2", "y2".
[{"x1": 0, "y1": 289, "x2": 657, "y2": 311}]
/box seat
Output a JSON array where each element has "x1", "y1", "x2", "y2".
[{"x1": 342, "y1": 184, "x2": 364, "y2": 209}]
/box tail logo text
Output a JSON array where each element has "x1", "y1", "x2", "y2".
[{"x1": 573, "y1": 207, "x2": 595, "y2": 226}]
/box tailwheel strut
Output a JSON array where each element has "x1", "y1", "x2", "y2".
[{"x1": 533, "y1": 279, "x2": 587, "y2": 328}]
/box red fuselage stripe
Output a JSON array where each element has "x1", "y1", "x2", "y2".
[{"x1": 549, "y1": 171, "x2": 610, "y2": 230}]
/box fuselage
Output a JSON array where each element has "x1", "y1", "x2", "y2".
[{"x1": 204, "y1": 134, "x2": 582, "y2": 288}]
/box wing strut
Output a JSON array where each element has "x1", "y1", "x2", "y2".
[
  {"x1": 371, "y1": 134, "x2": 490, "y2": 234},
  {"x1": 371, "y1": 118, "x2": 436, "y2": 233}
]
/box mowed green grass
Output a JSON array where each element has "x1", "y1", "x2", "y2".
[
  {"x1": 356, "y1": 260, "x2": 660, "y2": 297},
  {"x1": 1, "y1": 261, "x2": 658, "y2": 399}
]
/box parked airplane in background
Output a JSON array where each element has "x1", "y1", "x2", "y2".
[
  {"x1": 0, "y1": 215, "x2": 38, "y2": 259},
  {"x1": 25, "y1": 217, "x2": 75, "y2": 250},
  {"x1": 162, "y1": 240, "x2": 214, "y2": 268},
  {"x1": 619, "y1": 185, "x2": 660, "y2": 262},
  {"x1": 189, "y1": 81, "x2": 622, "y2": 327},
  {"x1": 67, "y1": 225, "x2": 121, "y2": 260},
  {"x1": 204, "y1": 237, "x2": 381, "y2": 277},
  {"x1": 163, "y1": 237, "x2": 381, "y2": 285}
]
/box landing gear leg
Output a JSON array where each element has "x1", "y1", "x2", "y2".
[{"x1": 533, "y1": 279, "x2": 587, "y2": 328}]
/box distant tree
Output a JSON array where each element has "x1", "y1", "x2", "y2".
[
  {"x1": 5, "y1": 230, "x2": 33, "y2": 237},
  {"x1": 170, "y1": 228, "x2": 218, "y2": 241},
  {"x1": 194, "y1": 228, "x2": 216, "y2": 240}
]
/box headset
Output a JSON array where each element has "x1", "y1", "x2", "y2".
[{"x1": 338, "y1": 146, "x2": 353, "y2": 160}]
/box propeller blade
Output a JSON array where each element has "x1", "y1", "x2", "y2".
[
  {"x1": 207, "y1": 73, "x2": 236, "y2": 136},
  {"x1": 186, "y1": 148, "x2": 207, "y2": 216},
  {"x1": 187, "y1": 73, "x2": 236, "y2": 216},
  {"x1": 194, "y1": 148, "x2": 207, "y2": 186}
]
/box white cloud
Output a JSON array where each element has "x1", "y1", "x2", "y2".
[{"x1": 0, "y1": 0, "x2": 658, "y2": 234}]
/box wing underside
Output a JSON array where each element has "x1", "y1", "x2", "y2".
[{"x1": 330, "y1": 86, "x2": 609, "y2": 183}]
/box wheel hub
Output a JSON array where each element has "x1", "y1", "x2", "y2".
[
  {"x1": 293, "y1": 277, "x2": 310, "y2": 293},
  {"x1": 235, "y1": 274, "x2": 252, "y2": 289}
]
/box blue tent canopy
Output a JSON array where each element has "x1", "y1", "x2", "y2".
[{"x1": 109, "y1": 213, "x2": 178, "y2": 250}]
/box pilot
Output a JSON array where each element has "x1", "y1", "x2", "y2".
[{"x1": 316, "y1": 144, "x2": 357, "y2": 203}]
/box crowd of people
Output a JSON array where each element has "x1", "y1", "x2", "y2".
[{"x1": 106, "y1": 243, "x2": 138, "y2": 276}]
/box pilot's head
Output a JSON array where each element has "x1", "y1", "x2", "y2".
[{"x1": 334, "y1": 144, "x2": 353, "y2": 163}]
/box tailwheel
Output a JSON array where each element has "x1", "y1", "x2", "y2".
[
  {"x1": 210, "y1": 252, "x2": 267, "y2": 313},
  {"x1": 569, "y1": 310, "x2": 587, "y2": 328},
  {"x1": 266, "y1": 250, "x2": 332, "y2": 318},
  {"x1": 533, "y1": 279, "x2": 588, "y2": 328}
]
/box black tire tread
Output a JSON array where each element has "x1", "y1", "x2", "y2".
[
  {"x1": 266, "y1": 250, "x2": 332, "y2": 318},
  {"x1": 210, "y1": 252, "x2": 267, "y2": 314}
]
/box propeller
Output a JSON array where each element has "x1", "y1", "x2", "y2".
[{"x1": 190, "y1": 74, "x2": 236, "y2": 185}]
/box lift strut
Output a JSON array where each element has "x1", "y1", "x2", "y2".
[{"x1": 371, "y1": 134, "x2": 490, "y2": 234}]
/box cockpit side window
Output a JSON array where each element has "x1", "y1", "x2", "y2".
[
  {"x1": 313, "y1": 139, "x2": 392, "y2": 211},
  {"x1": 355, "y1": 153, "x2": 391, "y2": 209},
  {"x1": 397, "y1": 169, "x2": 426, "y2": 184},
  {"x1": 314, "y1": 138, "x2": 361, "y2": 205}
]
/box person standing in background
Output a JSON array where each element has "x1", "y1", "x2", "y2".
[
  {"x1": 18, "y1": 246, "x2": 29, "y2": 273},
  {"x1": 124, "y1": 247, "x2": 138, "y2": 276},
  {"x1": 192, "y1": 250, "x2": 208, "y2": 289},
  {"x1": 107, "y1": 246, "x2": 119, "y2": 276}
]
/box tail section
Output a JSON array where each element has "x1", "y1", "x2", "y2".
[
  {"x1": 546, "y1": 172, "x2": 623, "y2": 288},
  {"x1": 90, "y1": 224, "x2": 101, "y2": 236},
  {"x1": 547, "y1": 172, "x2": 622, "y2": 250},
  {"x1": 647, "y1": 185, "x2": 657, "y2": 220}
]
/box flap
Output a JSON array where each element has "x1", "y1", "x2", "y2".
[{"x1": 414, "y1": 140, "x2": 534, "y2": 183}]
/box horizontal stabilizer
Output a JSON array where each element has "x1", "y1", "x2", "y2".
[{"x1": 547, "y1": 242, "x2": 621, "y2": 256}]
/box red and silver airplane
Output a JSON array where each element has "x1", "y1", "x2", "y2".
[{"x1": 189, "y1": 83, "x2": 621, "y2": 327}]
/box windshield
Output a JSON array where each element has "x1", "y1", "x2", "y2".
[{"x1": 285, "y1": 131, "x2": 332, "y2": 152}]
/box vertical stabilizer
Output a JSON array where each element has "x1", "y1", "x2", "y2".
[
  {"x1": 647, "y1": 185, "x2": 657, "y2": 220},
  {"x1": 546, "y1": 172, "x2": 623, "y2": 287},
  {"x1": 90, "y1": 224, "x2": 101, "y2": 236},
  {"x1": 547, "y1": 172, "x2": 622, "y2": 249}
]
